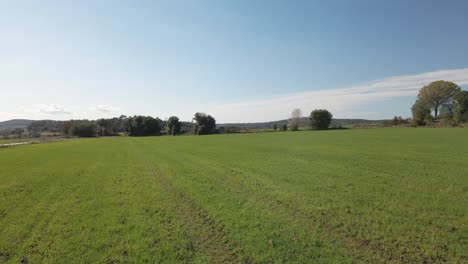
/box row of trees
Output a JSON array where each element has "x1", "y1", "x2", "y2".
[
  {"x1": 58, "y1": 112, "x2": 217, "y2": 138},
  {"x1": 55, "y1": 108, "x2": 334, "y2": 138},
  {"x1": 411, "y1": 81, "x2": 468, "y2": 126}
]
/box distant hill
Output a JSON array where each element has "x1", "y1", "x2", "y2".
[
  {"x1": 0, "y1": 119, "x2": 33, "y2": 130},
  {"x1": 218, "y1": 118, "x2": 389, "y2": 130}
]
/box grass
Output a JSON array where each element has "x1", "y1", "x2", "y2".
[{"x1": 0, "y1": 128, "x2": 466, "y2": 263}]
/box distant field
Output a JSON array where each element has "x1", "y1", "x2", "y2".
[{"x1": 0, "y1": 129, "x2": 466, "y2": 263}]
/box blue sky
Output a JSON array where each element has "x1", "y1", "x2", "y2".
[{"x1": 1, "y1": 0, "x2": 467, "y2": 122}]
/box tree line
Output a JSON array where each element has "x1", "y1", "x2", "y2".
[
  {"x1": 15, "y1": 108, "x2": 334, "y2": 139},
  {"x1": 57, "y1": 112, "x2": 218, "y2": 138}
]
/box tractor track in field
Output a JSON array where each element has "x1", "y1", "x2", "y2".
[
  {"x1": 128, "y1": 137, "x2": 247, "y2": 263},
  {"x1": 216, "y1": 162, "x2": 462, "y2": 263},
  {"x1": 215, "y1": 163, "x2": 403, "y2": 263},
  {"x1": 180, "y1": 156, "x2": 441, "y2": 263},
  {"x1": 148, "y1": 168, "x2": 248, "y2": 263}
]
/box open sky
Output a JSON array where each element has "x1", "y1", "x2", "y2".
[{"x1": 1, "y1": 0, "x2": 468, "y2": 123}]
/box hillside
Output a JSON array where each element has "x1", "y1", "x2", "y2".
[{"x1": 0, "y1": 119, "x2": 33, "y2": 129}]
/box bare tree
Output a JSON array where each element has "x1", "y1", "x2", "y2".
[{"x1": 288, "y1": 108, "x2": 302, "y2": 131}]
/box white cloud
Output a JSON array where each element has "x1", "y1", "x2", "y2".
[
  {"x1": 89, "y1": 105, "x2": 121, "y2": 113},
  {"x1": 20, "y1": 104, "x2": 72, "y2": 115},
  {"x1": 1, "y1": 68, "x2": 467, "y2": 123},
  {"x1": 208, "y1": 68, "x2": 468, "y2": 123},
  {"x1": 0, "y1": 104, "x2": 124, "y2": 121}
]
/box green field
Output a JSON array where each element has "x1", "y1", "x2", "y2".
[{"x1": 0, "y1": 129, "x2": 466, "y2": 263}]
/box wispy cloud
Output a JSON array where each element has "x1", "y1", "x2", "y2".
[
  {"x1": 209, "y1": 68, "x2": 468, "y2": 122},
  {"x1": 8, "y1": 104, "x2": 122, "y2": 120},
  {"x1": 20, "y1": 104, "x2": 72, "y2": 115},
  {"x1": 1, "y1": 68, "x2": 467, "y2": 122},
  {"x1": 89, "y1": 105, "x2": 121, "y2": 113}
]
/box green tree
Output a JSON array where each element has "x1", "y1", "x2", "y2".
[
  {"x1": 415, "y1": 81, "x2": 461, "y2": 119},
  {"x1": 193, "y1": 112, "x2": 216, "y2": 135},
  {"x1": 96, "y1": 118, "x2": 113, "y2": 136},
  {"x1": 454, "y1": 90, "x2": 468, "y2": 123},
  {"x1": 61, "y1": 121, "x2": 72, "y2": 137},
  {"x1": 309, "y1": 109, "x2": 333, "y2": 130},
  {"x1": 143, "y1": 117, "x2": 161, "y2": 135},
  {"x1": 166, "y1": 116, "x2": 181, "y2": 135},
  {"x1": 124, "y1": 116, "x2": 161, "y2": 136},
  {"x1": 70, "y1": 120, "x2": 97, "y2": 137},
  {"x1": 273, "y1": 124, "x2": 278, "y2": 131},
  {"x1": 411, "y1": 99, "x2": 432, "y2": 126}
]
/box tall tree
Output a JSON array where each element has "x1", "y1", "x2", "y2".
[
  {"x1": 288, "y1": 108, "x2": 302, "y2": 131},
  {"x1": 193, "y1": 112, "x2": 216, "y2": 135},
  {"x1": 454, "y1": 90, "x2": 468, "y2": 122},
  {"x1": 166, "y1": 116, "x2": 181, "y2": 135},
  {"x1": 62, "y1": 121, "x2": 72, "y2": 137},
  {"x1": 309, "y1": 109, "x2": 333, "y2": 130},
  {"x1": 415, "y1": 81, "x2": 461, "y2": 119}
]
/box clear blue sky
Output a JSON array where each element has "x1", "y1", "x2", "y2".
[{"x1": 1, "y1": 0, "x2": 467, "y2": 122}]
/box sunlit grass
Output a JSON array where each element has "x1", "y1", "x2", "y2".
[{"x1": 0, "y1": 128, "x2": 466, "y2": 263}]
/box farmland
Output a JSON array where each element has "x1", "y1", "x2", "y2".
[{"x1": 0, "y1": 129, "x2": 466, "y2": 263}]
